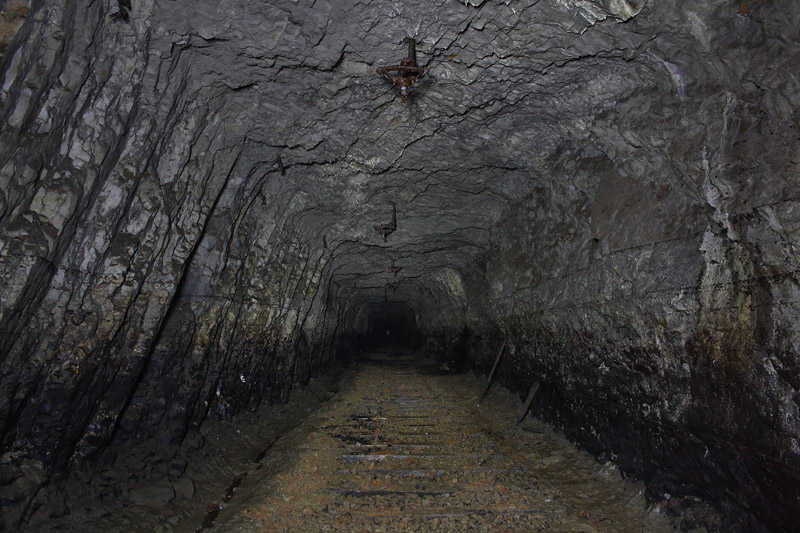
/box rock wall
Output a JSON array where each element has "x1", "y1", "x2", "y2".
[
  {"x1": 0, "y1": 0, "x2": 347, "y2": 505},
  {"x1": 463, "y1": 2, "x2": 800, "y2": 530},
  {"x1": 0, "y1": 0, "x2": 798, "y2": 529}
]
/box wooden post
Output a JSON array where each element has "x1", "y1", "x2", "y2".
[
  {"x1": 516, "y1": 382, "x2": 540, "y2": 424},
  {"x1": 477, "y1": 339, "x2": 506, "y2": 407}
]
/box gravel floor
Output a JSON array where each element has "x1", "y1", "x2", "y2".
[{"x1": 208, "y1": 348, "x2": 675, "y2": 532}]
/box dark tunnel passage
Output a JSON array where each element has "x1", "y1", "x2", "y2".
[
  {"x1": 1, "y1": 0, "x2": 799, "y2": 531},
  {"x1": 359, "y1": 302, "x2": 421, "y2": 349}
]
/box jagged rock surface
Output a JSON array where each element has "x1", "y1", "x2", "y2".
[{"x1": 0, "y1": 0, "x2": 798, "y2": 530}]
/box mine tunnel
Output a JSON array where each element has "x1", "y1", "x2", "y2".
[
  {"x1": 347, "y1": 302, "x2": 422, "y2": 348},
  {"x1": 0, "y1": 0, "x2": 799, "y2": 531}
]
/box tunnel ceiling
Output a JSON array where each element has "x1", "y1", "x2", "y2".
[
  {"x1": 3, "y1": 0, "x2": 791, "y2": 319},
  {"x1": 112, "y1": 0, "x2": 781, "y2": 313},
  {"x1": 81, "y1": 0, "x2": 685, "y2": 311}
]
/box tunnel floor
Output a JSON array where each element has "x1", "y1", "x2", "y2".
[{"x1": 206, "y1": 348, "x2": 674, "y2": 532}]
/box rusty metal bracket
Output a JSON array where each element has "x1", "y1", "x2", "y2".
[
  {"x1": 373, "y1": 202, "x2": 397, "y2": 242},
  {"x1": 377, "y1": 38, "x2": 430, "y2": 103},
  {"x1": 111, "y1": 0, "x2": 131, "y2": 21}
]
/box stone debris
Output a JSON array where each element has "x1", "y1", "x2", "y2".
[{"x1": 128, "y1": 478, "x2": 176, "y2": 508}]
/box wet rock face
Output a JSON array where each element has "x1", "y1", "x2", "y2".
[{"x1": 0, "y1": 0, "x2": 798, "y2": 529}]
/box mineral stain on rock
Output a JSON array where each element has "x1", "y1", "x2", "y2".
[
  {"x1": 0, "y1": 0, "x2": 29, "y2": 56},
  {"x1": 0, "y1": 0, "x2": 799, "y2": 531}
]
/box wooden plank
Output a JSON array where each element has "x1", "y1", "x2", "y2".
[
  {"x1": 477, "y1": 339, "x2": 506, "y2": 407},
  {"x1": 516, "y1": 382, "x2": 540, "y2": 425}
]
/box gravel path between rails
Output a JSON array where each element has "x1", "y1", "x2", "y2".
[{"x1": 207, "y1": 348, "x2": 675, "y2": 532}]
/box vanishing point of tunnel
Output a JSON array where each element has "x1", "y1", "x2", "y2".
[{"x1": 0, "y1": 0, "x2": 799, "y2": 531}]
